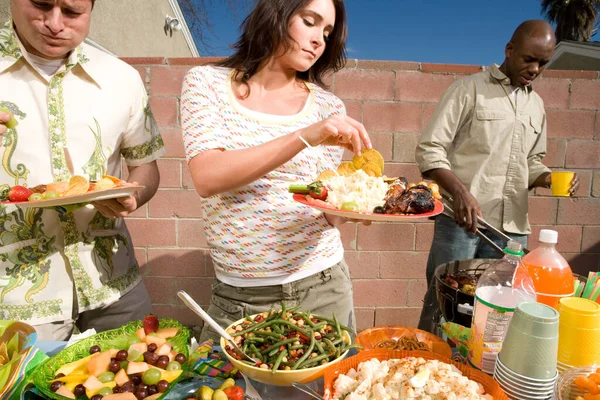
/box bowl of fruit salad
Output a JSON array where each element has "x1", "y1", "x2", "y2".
[{"x1": 31, "y1": 316, "x2": 189, "y2": 400}]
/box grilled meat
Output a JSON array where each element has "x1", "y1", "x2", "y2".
[
  {"x1": 383, "y1": 184, "x2": 435, "y2": 214},
  {"x1": 30, "y1": 184, "x2": 47, "y2": 194}
]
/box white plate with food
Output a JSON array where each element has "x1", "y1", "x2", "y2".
[{"x1": 3, "y1": 186, "x2": 141, "y2": 208}]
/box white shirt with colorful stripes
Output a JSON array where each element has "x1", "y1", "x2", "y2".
[{"x1": 181, "y1": 66, "x2": 345, "y2": 287}]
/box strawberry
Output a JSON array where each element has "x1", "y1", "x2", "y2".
[
  {"x1": 8, "y1": 186, "x2": 33, "y2": 202},
  {"x1": 143, "y1": 314, "x2": 159, "y2": 334}
]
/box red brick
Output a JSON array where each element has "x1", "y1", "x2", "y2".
[
  {"x1": 160, "y1": 127, "x2": 186, "y2": 158},
  {"x1": 596, "y1": 111, "x2": 599, "y2": 139},
  {"x1": 396, "y1": 72, "x2": 454, "y2": 102},
  {"x1": 167, "y1": 57, "x2": 224, "y2": 66},
  {"x1": 152, "y1": 305, "x2": 199, "y2": 326},
  {"x1": 182, "y1": 166, "x2": 195, "y2": 190},
  {"x1": 176, "y1": 277, "x2": 213, "y2": 307},
  {"x1": 127, "y1": 219, "x2": 176, "y2": 246},
  {"x1": 157, "y1": 159, "x2": 181, "y2": 188},
  {"x1": 150, "y1": 97, "x2": 178, "y2": 127},
  {"x1": 593, "y1": 171, "x2": 600, "y2": 198},
  {"x1": 357, "y1": 224, "x2": 415, "y2": 251},
  {"x1": 135, "y1": 247, "x2": 148, "y2": 272},
  {"x1": 353, "y1": 280, "x2": 408, "y2": 307},
  {"x1": 149, "y1": 190, "x2": 203, "y2": 218},
  {"x1": 333, "y1": 70, "x2": 395, "y2": 100},
  {"x1": 571, "y1": 80, "x2": 600, "y2": 110},
  {"x1": 150, "y1": 66, "x2": 191, "y2": 97},
  {"x1": 407, "y1": 280, "x2": 427, "y2": 307},
  {"x1": 582, "y1": 226, "x2": 600, "y2": 253},
  {"x1": 528, "y1": 197, "x2": 558, "y2": 225},
  {"x1": 416, "y1": 223, "x2": 434, "y2": 251},
  {"x1": 339, "y1": 223, "x2": 357, "y2": 250},
  {"x1": 393, "y1": 133, "x2": 419, "y2": 163},
  {"x1": 121, "y1": 57, "x2": 166, "y2": 65},
  {"x1": 344, "y1": 101, "x2": 362, "y2": 122},
  {"x1": 363, "y1": 103, "x2": 421, "y2": 133},
  {"x1": 541, "y1": 70, "x2": 598, "y2": 79},
  {"x1": 422, "y1": 103, "x2": 438, "y2": 130},
  {"x1": 380, "y1": 252, "x2": 428, "y2": 279},
  {"x1": 557, "y1": 198, "x2": 600, "y2": 225},
  {"x1": 354, "y1": 308, "x2": 375, "y2": 332},
  {"x1": 533, "y1": 78, "x2": 570, "y2": 109},
  {"x1": 345, "y1": 251, "x2": 379, "y2": 279},
  {"x1": 563, "y1": 253, "x2": 600, "y2": 276},
  {"x1": 177, "y1": 219, "x2": 208, "y2": 248},
  {"x1": 546, "y1": 109, "x2": 596, "y2": 139},
  {"x1": 375, "y1": 307, "x2": 422, "y2": 327},
  {"x1": 544, "y1": 139, "x2": 567, "y2": 168},
  {"x1": 147, "y1": 248, "x2": 210, "y2": 277},
  {"x1": 529, "y1": 225, "x2": 582, "y2": 253},
  {"x1": 421, "y1": 63, "x2": 483, "y2": 74},
  {"x1": 566, "y1": 140, "x2": 600, "y2": 169},
  {"x1": 128, "y1": 204, "x2": 147, "y2": 218},
  {"x1": 143, "y1": 276, "x2": 176, "y2": 304},
  {"x1": 384, "y1": 163, "x2": 423, "y2": 184},
  {"x1": 134, "y1": 66, "x2": 147, "y2": 83},
  {"x1": 356, "y1": 60, "x2": 420, "y2": 71}
]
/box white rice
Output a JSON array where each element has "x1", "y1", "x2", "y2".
[{"x1": 323, "y1": 170, "x2": 389, "y2": 213}]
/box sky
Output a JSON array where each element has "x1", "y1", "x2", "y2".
[{"x1": 188, "y1": 0, "x2": 557, "y2": 66}]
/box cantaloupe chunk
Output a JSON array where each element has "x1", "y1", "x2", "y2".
[
  {"x1": 55, "y1": 385, "x2": 76, "y2": 399},
  {"x1": 114, "y1": 368, "x2": 129, "y2": 386},
  {"x1": 109, "y1": 348, "x2": 119, "y2": 358},
  {"x1": 87, "y1": 350, "x2": 111, "y2": 377},
  {"x1": 156, "y1": 327, "x2": 178, "y2": 339},
  {"x1": 168, "y1": 349, "x2": 177, "y2": 362},
  {"x1": 55, "y1": 354, "x2": 94, "y2": 376},
  {"x1": 144, "y1": 335, "x2": 166, "y2": 347},
  {"x1": 155, "y1": 342, "x2": 172, "y2": 356},
  {"x1": 128, "y1": 341, "x2": 148, "y2": 354},
  {"x1": 102, "y1": 393, "x2": 138, "y2": 400},
  {"x1": 83, "y1": 375, "x2": 104, "y2": 391},
  {"x1": 86, "y1": 382, "x2": 117, "y2": 398},
  {"x1": 126, "y1": 361, "x2": 150, "y2": 375},
  {"x1": 134, "y1": 327, "x2": 146, "y2": 341},
  {"x1": 145, "y1": 394, "x2": 161, "y2": 400}
]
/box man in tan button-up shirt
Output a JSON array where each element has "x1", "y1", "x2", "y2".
[{"x1": 416, "y1": 20, "x2": 579, "y2": 331}]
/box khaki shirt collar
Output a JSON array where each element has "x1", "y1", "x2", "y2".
[
  {"x1": 489, "y1": 63, "x2": 534, "y2": 93},
  {"x1": 0, "y1": 20, "x2": 101, "y2": 87}
]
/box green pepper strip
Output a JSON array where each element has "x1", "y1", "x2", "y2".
[
  {"x1": 292, "y1": 334, "x2": 315, "y2": 370},
  {"x1": 298, "y1": 352, "x2": 331, "y2": 368},
  {"x1": 261, "y1": 338, "x2": 298, "y2": 356},
  {"x1": 271, "y1": 349, "x2": 288, "y2": 374}
]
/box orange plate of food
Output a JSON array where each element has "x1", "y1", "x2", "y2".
[
  {"x1": 355, "y1": 326, "x2": 452, "y2": 359},
  {"x1": 2, "y1": 186, "x2": 142, "y2": 208},
  {"x1": 322, "y1": 349, "x2": 507, "y2": 400},
  {"x1": 293, "y1": 194, "x2": 444, "y2": 222}
]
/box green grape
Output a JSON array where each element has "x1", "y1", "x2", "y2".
[
  {"x1": 98, "y1": 386, "x2": 113, "y2": 396},
  {"x1": 97, "y1": 371, "x2": 115, "y2": 383},
  {"x1": 166, "y1": 361, "x2": 182, "y2": 371},
  {"x1": 341, "y1": 201, "x2": 360, "y2": 211},
  {"x1": 119, "y1": 360, "x2": 129, "y2": 370},
  {"x1": 142, "y1": 368, "x2": 161, "y2": 386},
  {"x1": 43, "y1": 191, "x2": 59, "y2": 199},
  {"x1": 28, "y1": 193, "x2": 43, "y2": 201}
]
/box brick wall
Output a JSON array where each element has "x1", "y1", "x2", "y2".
[{"x1": 124, "y1": 57, "x2": 600, "y2": 332}]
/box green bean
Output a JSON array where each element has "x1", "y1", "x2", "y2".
[
  {"x1": 261, "y1": 337, "x2": 298, "y2": 355},
  {"x1": 281, "y1": 301, "x2": 286, "y2": 315},
  {"x1": 298, "y1": 352, "x2": 330, "y2": 368},
  {"x1": 271, "y1": 349, "x2": 287, "y2": 374},
  {"x1": 333, "y1": 314, "x2": 343, "y2": 340},
  {"x1": 248, "y1": 344, "x2": 263, "y2": 361},
  {"x1": 323, "y1": 338, "x2": 337, "y2": 355},
  {"x1": 301, "y1": 313, "x2": 317, "y2": 328},
  {"x1": 242, "y1": 343, "x2": 248, "y2": 354},
  {"x1": 232, "y1": 320, "x2": 269, "y2": 336},
  {"x1": 311, "y1": 314, "x2": 353, "y2": 333},
  {"x1": 314, "y1": 338, "x2": 325, "y2": 355},
  {"x1": 289, "y1": 344, "x2": 304, "y2": 350},
  {"x1": 270, "y1": 319, "x2": 312, "y2": 337},
  {"x1": 292, "y1": 333, "x2": 315, "y2": 370},
  {"x1": 245, "y1": 336, "x2": 267, "y2": 344}
]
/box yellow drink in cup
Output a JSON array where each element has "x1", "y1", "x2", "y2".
[{"x1": 551, "y1": 171, "x2": 575, "y2": 197}]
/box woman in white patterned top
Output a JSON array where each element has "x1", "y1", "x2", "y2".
[{"x1": 181, "y1": 0, "x2": 371, "y2": 341}]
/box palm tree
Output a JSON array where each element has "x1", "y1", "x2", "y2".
[{"x1": 541, "y1": 0, "x2": 600, "y2": 42}]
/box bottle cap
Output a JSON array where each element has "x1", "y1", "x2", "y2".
[
  {"x1": 505, "y1": 239, "x2": 524, "y2": 256},
  {"x1": 539, "y1": 229, "x2": 558, "y2": 244}
]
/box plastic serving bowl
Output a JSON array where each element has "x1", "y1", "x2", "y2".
[
  {"x1": 220, "y1": 315, "x2": 352, "y2": 386},
  {"x1": 355, "y1": 326, "x2": 452, "y2": 359},
  {"x1": 555, "y1": 364, "x2": 600, "y2": 400}
]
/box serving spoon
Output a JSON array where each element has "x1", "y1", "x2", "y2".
[{"x1": 177, "y1": 291, "x2": 259, "y2": 364}]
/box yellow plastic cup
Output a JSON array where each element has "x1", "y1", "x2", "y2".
[
  {"x1": 551, "y1": 171, "x2": 575, "y2": 197},
  {"x1": 557, "y1": 298, "x2": 600, "y2": 366}
]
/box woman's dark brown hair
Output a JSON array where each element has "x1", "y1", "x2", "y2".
[{"x1": 216, "y1": 0, "x2": 347, "y2": 89}]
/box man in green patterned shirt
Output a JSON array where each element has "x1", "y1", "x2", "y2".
[{"x1": 0, "y1": 0, "x2": 165, "y2": 340}]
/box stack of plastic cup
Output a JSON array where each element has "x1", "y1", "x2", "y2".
[
  {"x1": 557, "y1": 297, "x2": 600, "y2": 373},
  {"x1": 494, "y1": 302, "x2": 559, "y2": 400}
]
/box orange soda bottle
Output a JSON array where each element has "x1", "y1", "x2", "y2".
[{"x1": 522, "y1": 229, "x2": 574, "y2": 309}]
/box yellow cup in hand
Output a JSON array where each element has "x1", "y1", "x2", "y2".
[{"x1": 551, "y1": 171, "x2": 575, "y2": 197}]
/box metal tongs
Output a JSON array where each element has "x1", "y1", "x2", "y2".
[{"x1": 441, "y1": 193, "x2": 530, "y2": 256}]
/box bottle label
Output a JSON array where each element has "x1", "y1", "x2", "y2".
[{"x1": 469, "y1": 295, "x2": 515, "y2": 374}]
